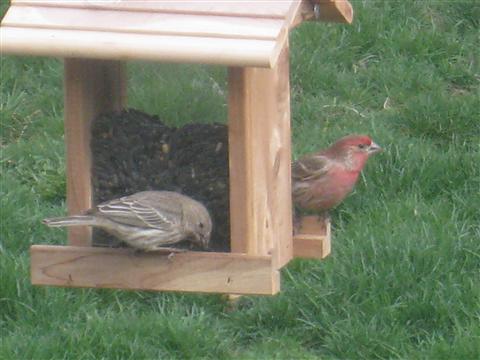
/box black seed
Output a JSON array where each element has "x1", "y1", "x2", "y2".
[{"x1": 91, "y1": 109, "x2": 230, "y2": 252}]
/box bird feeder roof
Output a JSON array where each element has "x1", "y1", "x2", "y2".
[
  {"x1": 0, "y1": 0, "x2": 352, "y2": 68},
  {"x1": 1, "y1": 0, "x2": 301, "y2": 67}
]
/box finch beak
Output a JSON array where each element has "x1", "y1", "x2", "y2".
[{"x1": 368, "y1": 142, "x2": 382, "y2": 154}]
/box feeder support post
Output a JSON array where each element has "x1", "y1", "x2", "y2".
[
  {"x1": 228, "y1": 45, "x2": 293, "y2": 269},
  {"x1": 64, "y1": 59, "x2": 126, "y2": 246}
]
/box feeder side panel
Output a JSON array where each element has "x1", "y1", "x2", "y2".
[
  {"x1": 64, "y1": 59, "x2": 126, "y2": 246},
  {"x1": 228, "y1": 46, "x2": 293, "y2": 268}
]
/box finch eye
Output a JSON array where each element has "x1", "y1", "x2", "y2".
[
  {"x1": 358, "y1": 144, "x2": 367, "y2": 149},
  {"x1": 199, "y1": 222, "x2": 204, "y2": 229}
]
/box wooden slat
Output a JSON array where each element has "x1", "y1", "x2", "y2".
[
  {"x1": 291, "y1": 0, "x2": 316, "y2": 28},
  {"x1": 228, "y1": 68, "x2": 256, "y2": 256},
  {"x1": 3, "y1": 5, "x2": 283, "y2": 40},
  {"x1": 292, "y1": 216, "x2": 331, "y2": 259},
  {"x1": 283, "y1": 0, "x2": 303, "y2": 28},
  {"x1": 314, "y1": 0, "x2": 353, "y2": 24},
  {"x1": 0, "y1": 27, "x2": 277, "y2": 67},
  {"x1": 293, "y1": 0, "x2": 353, "y2": 26},
  {"x1": 12, "y1": 0, "x2": 294, "y2": 19},
  {"x1": 228, "y1": 45, "x2": 293, "y2": 269},
  {"x1": 30, "y1": 245, "x2": 280, "y2": 295},
  {"x1": 64, "y1": 59, "x2": 126, "y2": 246},
  {"x1": 264, "y1": 44, "x2": 293, "y2": 268},
  {"x1": 293, "y1": 234, "x2": 330, "y2": 259}
]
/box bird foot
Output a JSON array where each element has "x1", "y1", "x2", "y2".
[
  {"x1": 150, "y1": 247, "x2": 188, "y2": 253},
  {"x1": 317, "y1": 212, "x2": 331, "y2": 224},
  {"x1": 132, "y1": 247, "x2": 187, "y2": 256}
]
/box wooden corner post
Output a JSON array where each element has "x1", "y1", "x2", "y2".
[
  {"x1": 228, "y1": 45, "x2": 293, "y2": 269},
  {"x1": 64, "y1": 59, "x2": 126, "y2": 246}
]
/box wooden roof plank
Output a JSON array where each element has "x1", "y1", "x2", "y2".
[
  {"x1": 12, "y1": 0, "x2": 293, "y2": 19},
  {"x1": 1, "y1": 1, "x2": 309, "y2": 67},
  {"x1": 3, "y1": 5, "x2": 283, "y2": 41},
  {"x1": 0, "y1": 26, "x2": 277, "y2": 66}
]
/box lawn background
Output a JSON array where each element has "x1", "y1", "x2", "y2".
[{"x1": 1, "y1": 1, "x2": 479, "y2": 359}]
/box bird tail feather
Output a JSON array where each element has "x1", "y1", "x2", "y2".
[{"x1": 42, "y1": 216, "x2": 97, "y2": 227}]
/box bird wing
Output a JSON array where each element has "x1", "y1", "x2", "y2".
[
  {"x1": 96, "y1": 192, "x2": 183, "y2": 230},
  {"x1": 292, "y1": 154, "x2": 333, "y2": 182}
]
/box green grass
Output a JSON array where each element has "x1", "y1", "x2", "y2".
[{"x1": 1, "y1": 1, "x2": 479, "y2": 358}]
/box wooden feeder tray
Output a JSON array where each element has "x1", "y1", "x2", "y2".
[
  {"x1": 1, "y1": 0, "x2": 351, "y2": 295},
  {"x1": 30, "y1": 216, "x2": 329, "y2": 295}
]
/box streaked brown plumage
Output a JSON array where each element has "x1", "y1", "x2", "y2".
[{"x1": 43, "y1": 191, "x2": 212, "y2": 251}]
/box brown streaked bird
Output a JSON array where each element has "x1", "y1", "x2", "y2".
[
  {"x1": 43, "y1": 191, "x2": 212, "y2": 251},
  {"x1": 292, "y1": 135, "x2": 382, "y2": 216}
]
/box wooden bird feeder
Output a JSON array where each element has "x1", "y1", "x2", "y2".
[{"x1": 1, "y1": 0, "x2": 352, "y2": 295}]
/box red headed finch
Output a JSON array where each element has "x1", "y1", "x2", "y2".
[
  {"x1": 43, "y1": 191, "x2": 212, "y2": 251},
  {"x1": 292, "y1": 135, "x2": 382, "y2": 215}
]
